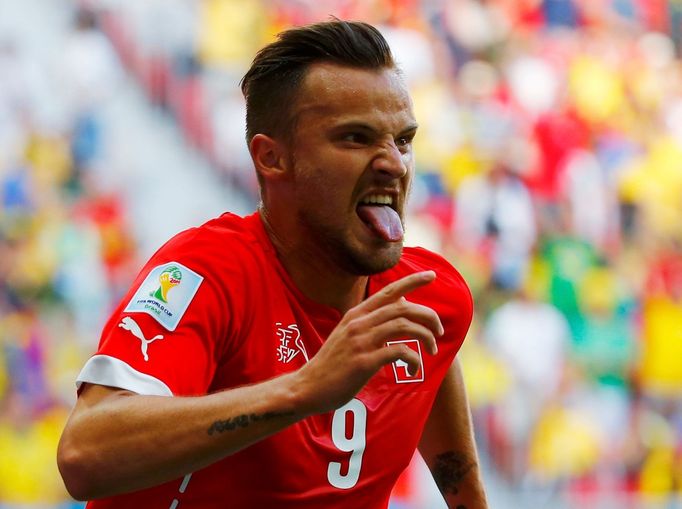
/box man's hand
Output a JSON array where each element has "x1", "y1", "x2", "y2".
[{"x1": 295, "y1": 270, "x2": 443, "y2": 414}]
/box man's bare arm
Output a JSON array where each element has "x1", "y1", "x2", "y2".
[
  {"x1": 57, "y1": 376, "x2": 303, "y2": 500},
  {"x1": 58, "y1": 271, "x2": 443, "y2": 500},
  {"x1": 419, "y1": 359, "x2": 488, "y2": 509}
]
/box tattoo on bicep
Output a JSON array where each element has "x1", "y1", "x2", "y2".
[
  {"x1": 207, "y1": 411, "x2": 294, "y2": 435},
  {"x1": 432, "y1": 450, "x2": 475, "y2": 496}
]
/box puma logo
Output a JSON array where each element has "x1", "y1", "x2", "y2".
[{"x1": 118, "y1": 316, "x2": 164, "y2": 361}]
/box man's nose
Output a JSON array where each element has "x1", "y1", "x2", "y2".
[{"x1": 371, "y1": 141, "x2": 408, "y2": 178}]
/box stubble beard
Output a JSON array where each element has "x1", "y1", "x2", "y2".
[
  {"x1": 298, "y1": 209, "x2": 404, "y2": 276},
  {"x1": 290, "y1": 154, "x2": 407, "y2": 275}
]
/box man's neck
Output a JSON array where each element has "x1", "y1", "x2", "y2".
[{"x1": 259, "y1": 208, "x2": 367, "y2": 315}]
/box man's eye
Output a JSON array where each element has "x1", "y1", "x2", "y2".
[
  {"x1": 342, "y1": 133, "x2": 369, "y2": 145},
  {"x1": 396, "y1": 135, "x2": 413, "y2": 148}
]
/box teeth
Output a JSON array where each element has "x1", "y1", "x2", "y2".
[{"x1": 361, "y1": 194, "x2": 393, "y2": 205}]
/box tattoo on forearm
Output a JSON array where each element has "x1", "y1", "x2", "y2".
[
  {"x1": 432, "y1": 451, "x2": 476, "y2": 496},
  {"x1": 207, "y1": 411, "x2": 294, "y2": 435}
]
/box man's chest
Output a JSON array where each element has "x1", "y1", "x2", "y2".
[
  {"x1": 164, "y1": 262, "x2": 463, "y2": 507},
  {"x1": 210, "y1": 287, "x2": 441, "y2": 396}
]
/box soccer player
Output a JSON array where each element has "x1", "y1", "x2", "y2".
[{"x1": 57, "y1": 20, "x2": 488, "y2": 508}]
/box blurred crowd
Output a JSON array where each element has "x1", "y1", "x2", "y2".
[
  {"x1": 4, "y1": 0, "x2": 682, "y2": 506},
  {"x1": 0, "y1": 5, "x2": 134, "y2": 505}
]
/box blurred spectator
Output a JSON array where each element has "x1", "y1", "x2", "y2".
[
  {"x1": 572, "y1": 265, "x2": 637, "y2": 388},
  {"x1": 453, "y1": 161, "x2": 536, "y2": 291},
  {"x1": 639, "y1": 244, "x2": 682, "y2": 398},
  {"x1": 560, "y1": 149, "x2": 619, "y2": 252},
  {"x1": 58, "y1": 7, "x2": 120, "y2": 181},
  {"x1": 483, "y1": 268, "x2": 570, "y2": 482}
]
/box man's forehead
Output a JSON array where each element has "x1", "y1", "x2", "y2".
[{"x1": 294, "y1": 62, "x2": 415, "y2": 125}]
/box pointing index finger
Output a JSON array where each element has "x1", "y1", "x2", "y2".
[{"x1": 363, "y1": 271, "x2": 436, "y2": 312}]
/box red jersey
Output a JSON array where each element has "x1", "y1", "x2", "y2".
[{"x1": 77, "y1": 212, "x2": 473, "y2": 508}]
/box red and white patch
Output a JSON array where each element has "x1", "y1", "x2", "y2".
[{"x1": 387, "y1": 339, "x2": 424, "y2": 383}]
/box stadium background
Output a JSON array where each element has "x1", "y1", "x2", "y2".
[{"x1": 1, "y1": 0, "x2": 682, "y2": 507}]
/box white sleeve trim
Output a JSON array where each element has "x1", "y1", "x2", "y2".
[{"x1": 76, "y1": 355, "x2": 174, "y2": 396}]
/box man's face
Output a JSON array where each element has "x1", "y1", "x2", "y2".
[{"x1": 284, "y1": 63, "x2": 417, "y2": 275}]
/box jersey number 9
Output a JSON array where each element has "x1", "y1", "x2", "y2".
[{"x1": 327, "y1": 398, "x2": 367, "y2": 489}]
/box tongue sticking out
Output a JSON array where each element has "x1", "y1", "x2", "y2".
[{"x1": 356, "y1": 205, "x2": 404, "y2": 242}]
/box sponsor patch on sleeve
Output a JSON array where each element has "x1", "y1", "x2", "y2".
[{"x1": 124, "y1": 261, "x2": 204, "y2": 331}]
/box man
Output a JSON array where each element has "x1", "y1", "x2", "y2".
[{"x1": 57, "y1": 20, "x2": 488, "y2": 508}]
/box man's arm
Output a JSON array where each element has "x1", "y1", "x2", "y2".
[
  {"x1": 57, "y1": 375, "x2": 304, "y2": 500},
  {"x1": 419, "y1": 359, "x2": 488, "y2": 509},
  {"x1": 57, "y1": 271, "x2": 443, "y2": 500}
]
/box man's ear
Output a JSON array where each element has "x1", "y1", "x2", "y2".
[{"x1": 250, "y1": 134, "x2": 289, "y2": 182}]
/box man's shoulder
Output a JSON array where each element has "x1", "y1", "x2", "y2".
[
  {"x1": 172, "y1": 211, "x2": 258, "y2": 246},
  {"x1": 137, "y1": 212, "x2": 269, "y2": 291},
  {"x1": 387, "y1": 247, "x2": 473, "y2": 351},
  {"x1": 117, "y1": 212, "x2": 269, "y2": 334},
  {"x1": 399, "y1": 246, "x2": 468, "y2": 289},
  {"x1": 158, "y1": 212, "x2": 263, "y2": 263},
  {"x1": 391, "y1": 246, "x2": 473, "y2": 313}
]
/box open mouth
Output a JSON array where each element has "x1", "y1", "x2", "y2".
[{"x1": 356, "y1": 194, "x2": 404, "y2": 242}]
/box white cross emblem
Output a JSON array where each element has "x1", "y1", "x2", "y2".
[{"x1": 387, "y1": 339, "x2": 424, "y2": 383}]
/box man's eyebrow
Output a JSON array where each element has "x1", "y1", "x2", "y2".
[
  {"x1": 398, "y1": 124, "x2": 419, "y2": 135},
  {"x1": 332, "y1": 122, "x2": 376, "y2": 133},
  {"x1": 331, "y1": 122, "x2": 419, "y2": 135}
]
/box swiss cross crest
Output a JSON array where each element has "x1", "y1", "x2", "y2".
[
  {"x1": 276, "y1": 322, "x2": 309, "y2": 364},
  {"x1": 387, "y1": 339, "x2": 425, "y2": 383}
]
